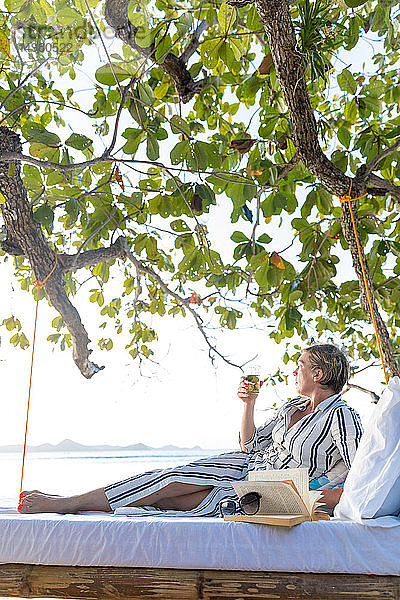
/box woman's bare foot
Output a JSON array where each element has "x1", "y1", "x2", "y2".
[
  {"x1": 18, "y1": 487, "x2": 112, "y2": 514},
  {"x1": 18, "y1": 492, "x2": 76, "y2": 514},
  {"x1": 20, "y1": 490, "x2": 61, "y2": 500}
]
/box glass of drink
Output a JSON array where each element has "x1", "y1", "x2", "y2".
[{"x1": 245, "y1": 365, "x2": 261, "y2": 393}]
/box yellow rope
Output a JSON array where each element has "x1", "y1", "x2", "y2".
[{"x1": 338, "y1": 180, "x2": 389, "y2": 384}]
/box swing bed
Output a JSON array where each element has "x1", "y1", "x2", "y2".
[
  {"x1": 3, "y1": 183, "x2": 399, "y2": 599},
  {"x1": 0, "y1": 510, "x2": 400, "y2": 600}
]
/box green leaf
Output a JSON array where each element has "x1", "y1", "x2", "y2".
[
  {"x1": 218, "y1": 2, "x2": 236, "y2": 33},
  {"x1": 65, "y1": 133, "x2": 93, "y2": 150},
  {"x1": 176, "y1": 13, "x2": 192, "y2": 34},
  {"x1": 343, "y1": 99, "x2": 358, "y2": 122},
  {"x1": 337, "y1": 127, "x2": 351, "y2": 149},
  {"x1": 170, "y1": 140, "x2": 189, "y2": 165},
  {"x1": 23, "y1": 165, "x2": 43, "y2": 189},
  {"x1": 230, "y1": 38, "x2": 245, "y2": 61},
  {"x1": 337, "y1": 69, "x2": 358, "y2": 95},
  {"x1": 226, "y1": 183, "x2": 245, "y2": 209},
  {"x1": 33, "y1": 205, "x2": 54, "y2": 235},
  {"x1": 386, "y1": 126, "x2": 400, "y2": 140},
  {"x1": 284, "y1": 307, "x2": 302, "y2": 331},
  {"x1": 65, "y1": 198, "x2": 79, "y2": 227},
  {"x1": 170, "y1": 115, "x2": 191, "y2": 138},
  {"x1": 95, "y1": 63, "x2": 131, "y2": 86},
  {"x1": 0, "y1": 28, "x2": 11, "y2": 58},
  {"x1": 122, "y1": 128, "x2": 143, "y2": 155},
  {"x1": 22, "y1": 122, "x2": 60, "y2": 146},
  {"x1": 56, "y1": 5, "x2": 83, "y2": 25},
  {"x1": 246, "y1": 4, "x2": 262, "y2": 29},
  {"x1": 201, "y1": 39, "x2": 222, "y2": 68},
  {"x1": 301, "y1": 191, "x2": 316, "y2": 218},
  {"x1": 146, "y1": 132, "x2": 160, "y2": 161},
  {"x1": 231, "y1": 231, "x2": 248, "y2": 243},
  {"x1": 195, "y1": 183, "x2": 215, "y2": 204},
  {"x1": 138, "y1": 82, "x2": 155, "y2": 106},
  {"x1": 361, "y1": 95, "x2": 382, "y2": 113},
  {"x1": 156, "y1": 127, "x2": 168, "y2": 141},
  {"x1": 257, "y1": 233, "x2": 272, "y2": 244},
  {"x1": 193, "y1": 142, "x2": 209, "y2": 170},
  {"x1": 127, "y1": 10, "x2": 154, "y2": 48},
  {"x1": 154, "y1": 34, "x2": 172, "y2": 63},
  {"x1": 186, "y1": 143, "x2": 209, "y2": 171},
  {"x1": 219, "y1": 43, "x2": 235, "y2": 70},
  {"x1": 254, "y1": 260, "x2": 269, "y2": 287},
  {"x1": 128, "y1": 96, "x2": 147, "y2": 127},
  {"x1": 171, "y1": 219, "x2": 190, "y2": 232}
]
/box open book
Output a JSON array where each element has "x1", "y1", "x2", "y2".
[{"x1": 225, "y1": 468, "x2": 330, "y2": 527}]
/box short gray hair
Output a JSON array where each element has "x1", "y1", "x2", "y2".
[{"x1": 304, "y1": 344, "x2": 350, "y2": 394}]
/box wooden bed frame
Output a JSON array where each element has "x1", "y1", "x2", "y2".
[{"x1": 0, "y1": 564, "x2": 399, "y2": 599}]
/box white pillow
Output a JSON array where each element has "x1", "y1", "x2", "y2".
[{"x1": 335, "y1": 376, "x2": 400, "y2": 522}]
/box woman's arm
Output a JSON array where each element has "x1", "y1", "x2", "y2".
[
  {"x1": 240, "y1": 400, "x2": 257, "y2": 451},
  {"x1": 318, "y1": 487, "x2": 343, "y2": 510},
  {"x1": 237, "y1": 377, "x2": 282, "y2": 452},
  {"x1": 331, "y1": 406, "x2": 363, "y2": 470},
  {"x1": 238, "y1": 377, "x2": 258, "y2": 451}
]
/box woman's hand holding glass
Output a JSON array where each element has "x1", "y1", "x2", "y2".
[{"x1": 237, "y1": 376, "x2": 261, "y2": 405}]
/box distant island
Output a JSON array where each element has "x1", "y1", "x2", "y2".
[{"x1": 0, "y1": 438, "x2": 205, "y2": 453}]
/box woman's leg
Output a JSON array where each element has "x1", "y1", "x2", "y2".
[
  {"x1": 19, "y1": 450, "x2": 249, "y2": 514},
  {"x1": 105, "y1": 451, "x2": 248, "y2": 510},
  {"x1": 153, "y1": 487, "x2": 213, "y2": 511},
  {"x1": 19, "y1": 482, "x2": 213, "y2": 514}
]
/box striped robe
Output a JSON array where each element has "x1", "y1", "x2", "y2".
[{"x1": 105, "y1": 394, "x2": 363, "y2": 516}]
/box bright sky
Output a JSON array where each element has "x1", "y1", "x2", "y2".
[{"x1": 0, "y1": 11, "x2": 388, "y2": 451}]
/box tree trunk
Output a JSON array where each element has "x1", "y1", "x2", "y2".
[{"x1": 254, "y1": 0, "x2": 399, "y2": 378}]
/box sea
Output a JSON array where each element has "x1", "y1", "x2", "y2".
[
  {"x1": 0, "y1": 448, "x2": 224, "y2": 600},
  {"x1": 0, "y1": 447, "x2": 223, "y2": 508}
]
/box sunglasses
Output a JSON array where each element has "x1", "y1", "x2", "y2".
[{"x1": 219, "y1": 492, "x2": 261, "y2": 517}]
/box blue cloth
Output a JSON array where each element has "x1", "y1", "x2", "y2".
[{"x1": 309, "y1": 475, "x2": 329, "y2": 490}]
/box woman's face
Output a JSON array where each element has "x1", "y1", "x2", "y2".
[{"x1": 293, "y1": 351, "x2": 318, "y2": 397}]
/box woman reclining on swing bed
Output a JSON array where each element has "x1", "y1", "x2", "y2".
[{"x1": 19, "y1": 343, "x2": 363, "y2": 516}]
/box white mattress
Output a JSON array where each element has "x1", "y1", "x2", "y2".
[{"x1": 0, "y1": 508, "x2": 399, "y2": 575}]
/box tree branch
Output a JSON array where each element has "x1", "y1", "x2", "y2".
[
  {"x1": 104, "y1": 0, "x2": 207, "y2": 103},
  {"x1": 60, "y1": 237, "x2": 126, "y2": 272},
  {"x1": 121, "y1": 239, "x2": 244, "y2": 369},
  {"x1": 357, "y1": 139, "x2": 400, "y2": 182},
  {"x1": 275, "y1": 152, "x2": 300, "y2": 184},
  {"x1": 254, "y1": 0, "x2": 399, "y2": 377},
  {"x1": 64, "y1": 236, "x2": 247, "y2": 368},
  {"x1": 180, "y1": 20, "x2": 208, "y2": 63},
  {"x1": 343, "y1": 383, "x2": 380, "y2": 404},
  {"x1": 0, "y1": 126, "x2": 245, "y2": 373},
  {"x1": 237, "y1": 18, "x2": 266, "y2": 47},
  {"x1": 0, "y1": 127, "x2": 104, "y2": 379},
  {"x1": 228, "y1": 0, "x2": 254, "y2": 7},
  {"x1": 375, "y1": 273, "x2": 400, "y2": 291},
  {"x1": 366, "y1": 174, "x2": 400, "y2": 201},
  {"x1": 254, "y1": 0, "x2": 348, "y2": 196},
  {"x1": 0, "y1": 151, "x2": 109, "y2": 172},
  {"x1": 72, "y1": 207, "x2": 118, "y2": 267}
]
